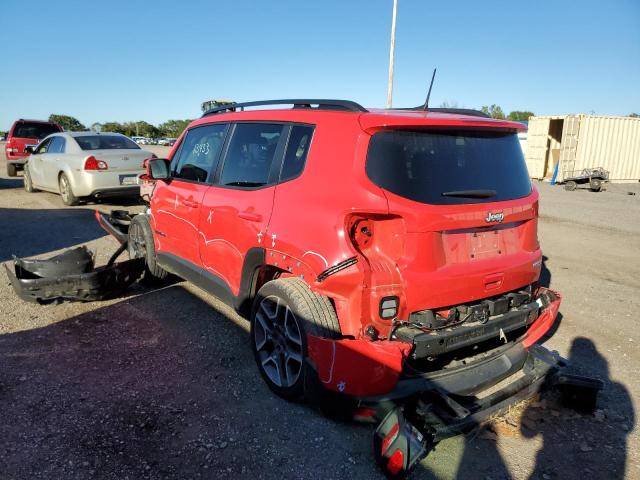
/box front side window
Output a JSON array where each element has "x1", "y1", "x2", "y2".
[
  {"x1": 366, "y1": 130, "x2": 531, "y2": 205},
  {"x1": 75, "y1": 135, "x2": 140, "y2": 150},
  {"x1": 172, "y1": 124, "x2": 228, "y2": 182},
  {"x1": 220, "y1": 123, "x2": 284, "y2": 187},
  {"x1": 280, "y1": 125, "x2": 313, "y2": 182},
  {"x1": 35, "y1": 138, "x2": 52, "y2": 154}
]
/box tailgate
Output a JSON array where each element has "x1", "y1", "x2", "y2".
[{"x1": 365, "y1": 128, "x2": 541, "y2": 311}]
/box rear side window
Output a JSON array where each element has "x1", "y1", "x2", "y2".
[
  {"x1": 220, "y1": 123, "x2": 284, "y2": 187},
  {"x1": 172, "y1": 124, "x2": 228, "y2": 182},
  {"x1": 48, "y1": 137, "x2": 66, "y2": 154},
  {"x1": 12, "y1": 122, "x2": 60, "y2": 140},
  {"x1": 75, "y1": 135, "x2": 140, "y2": 150},
  {"x1": 280, "y1": 125, "x2": 313, "y2": 182},
  {"x1": 366, "y1": 130, "x2": 531, "y2": 205}
]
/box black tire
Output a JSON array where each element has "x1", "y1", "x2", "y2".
[
  {"x1": 250, "y1": 277, "x2": 341, "y2": 400},
  {"x1": 589, "y1": 178, "x2": 603, "y2": 192},
  {"x1": 7, "y1": 163, "x2": 17, "y2": 177},
  {"x1": 128, "y1": 214, "x2": 169, "y2": 283},
  {"x1": 59, "y1": 173, "x2": 79, "y2": 206},
  {"x1": 564, "y1": 181, "x2": 577, "y2": 191},
  {"x1": 23, "y1": 164, "x2": 36, "y2": 192}
]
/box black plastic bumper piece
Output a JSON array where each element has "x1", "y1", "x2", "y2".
[
  {"x1": 5, "y1": 246, "x2": 144, "y2": 303},
  {"x1": 96, "y1": 210, "x2": 134, "y2": 244},
  {"x1": 394, "y1": 301, "x2": 540, "y2": 359}
]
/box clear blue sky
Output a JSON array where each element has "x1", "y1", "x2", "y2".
[{"x1": 1, "y1": 0, "x2": 639, "y2": 130}]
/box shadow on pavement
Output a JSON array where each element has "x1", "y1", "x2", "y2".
[
  {"x1": 0, "y1": 285, "x2": 378, "y2": 479},
  {"x1": 519, "y1": 337, "x2": 634, "y2": 479},
  {"x1": 0, "y1": 177, "x2": 23, "y2": 189},
  {"x1": 0, "y1": 207, "x2": 106, "y2": 262},
  {"x1": 0, "y1": 277, "x2": 632, "y2": 479}
]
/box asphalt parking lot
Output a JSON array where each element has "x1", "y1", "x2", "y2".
[{"x1": 0, "y1": 143, "x2": 638, "y2": 480}]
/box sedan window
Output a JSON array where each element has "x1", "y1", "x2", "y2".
[
  {"x1": 35, "y1": 138, "x2": 52, "y2": 154},
  {"x1": 48, "y1": 137, "x2": 66, "y2": 154},
  {"x1": 75, "y1": 135, "x2": 140, "y2": 150}
]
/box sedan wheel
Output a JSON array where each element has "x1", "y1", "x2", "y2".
[
  {"x1": 23, "y1": 165, "x2": 36, "y2": 193},
  {"x1": 59, "y1": 173, "x2": 79, "y2": 206}
]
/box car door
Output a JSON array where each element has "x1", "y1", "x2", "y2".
[
  {"x1": 41, "y1": 136, "x2": 65, "y2": 189},
  {"x1": 199, "y1": 122, "x2": 286, "y2": 296},
  {"x1": 28, "y1": 137, "x2": 53, "y2": 187},
  {"x1": 151, "y1": 123, "x2": 229, "y2": 268}
]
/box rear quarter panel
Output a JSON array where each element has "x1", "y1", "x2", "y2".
[{"x1": 267, "y1": 117, "x2": 389, "y2": 336}]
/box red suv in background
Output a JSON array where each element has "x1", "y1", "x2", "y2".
[
  {"x1": 103, "y1": 99, "x2": 566, "y2": 473},
  {"x1": 5, "y1": 119, "x2": 62, "y2": 176}
]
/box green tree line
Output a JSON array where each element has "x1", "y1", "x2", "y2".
[
  {"x1": 480, "y1": 105, "x2": 534, "y2": 121},
  {"x1": 45, "y1": 114, "x2": 192, "y2": 138}
]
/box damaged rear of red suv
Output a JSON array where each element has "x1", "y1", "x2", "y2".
[{"x1": 95, "y1": 100, "x2": 598, "y2": 477}]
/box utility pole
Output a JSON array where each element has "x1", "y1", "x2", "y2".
[{"x1": 386, "y1": 0, "x2": 398, "y2": 108}]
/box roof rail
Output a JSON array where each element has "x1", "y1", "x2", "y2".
[
  {"x1": 201, "y1": 99, "x2": 368, "y2": 117},
  {"x1": 398, "y1": 106, "x2": 490, "y2": 118}
]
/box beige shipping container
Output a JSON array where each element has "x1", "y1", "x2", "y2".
[{"x1": 524, "y1": 115, "x2": 640, "y2": 182}]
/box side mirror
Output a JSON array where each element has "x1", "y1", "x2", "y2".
[
  {"x1": 24, "y1": 145, "x2": 35, "y2": 154},
  {"x1": 148, "y1": 158, "x2": 171, "y2": 180}
]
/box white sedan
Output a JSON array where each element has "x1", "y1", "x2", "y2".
[{"x1": 23, "y1": 132, "x2": 154, "y2": 205}]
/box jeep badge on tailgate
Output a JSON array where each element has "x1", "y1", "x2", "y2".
[{"x1": 485, "y1": 211, "x2": 504, "y2": 223}]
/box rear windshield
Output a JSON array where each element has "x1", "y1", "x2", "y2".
[
  {"x1": 75, "y1": 135, "x2": 140, "y2": 150},
  {"x1": 12, "y1": 122, "x2": 60, "y2": 140},
  {"x1": 366, "y1": 130, "x2": 531, "y2": 205}
]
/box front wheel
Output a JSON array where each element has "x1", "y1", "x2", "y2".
[
  {"x1": 59, "y1": 173, "x2": 79, "y2": 206},
  {"x1": 250, "y1": 277, "x2": 341, "y2": 400},
  {"x1": 128, "y1": 214, "x2": 169, "y2": 284},
  {"x1": 23, "y1": 164, "x2": 36, "y2": 192}
]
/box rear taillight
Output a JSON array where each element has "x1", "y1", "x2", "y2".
[
  {"x1": 143, "y1": 154, "x2": 158, "y2": 169},
  {"x1": 84, "y1": 156, "x2": 108, "y2": 170}
]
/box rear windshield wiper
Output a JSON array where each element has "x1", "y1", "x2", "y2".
[
  {"x1": 441, "y1": 189, "x2": 497, "y2": 198},
  {"x1": 224, "y1": 181, "x2": 266, "y2": 187}
]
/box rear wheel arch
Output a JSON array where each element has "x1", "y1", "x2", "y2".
[
  {"x1": 249, "y1": 276, "x2": 342, "y2": 400},
  {"x1": 236, "y1": 248, "x2": 286, "y2": 317}
]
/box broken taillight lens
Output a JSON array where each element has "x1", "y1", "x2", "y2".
[
  {"x1": 84, "y1": 156, "x2": 108, "y2": 170},
  {"x1": 349, "y1": 218, "x2": 374, "y2": 251}
]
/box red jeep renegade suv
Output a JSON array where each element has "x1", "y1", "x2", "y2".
[
  {"x1": 5, "y1": 119, "x2": 63, "y2": 176},
  {"x1": 118, "y1": 99, "x2": 560, "y2": 423}
]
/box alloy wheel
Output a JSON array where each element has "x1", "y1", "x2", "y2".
[
  {"x1": 254, "y1": 295, "x2": 304, "y2": 388},
  {"x1": 128, "y1": 222, "x2": 147, "y2": 259},
  {"x1": 60, "y1": 177, "x2": 70, "y2": 202}
]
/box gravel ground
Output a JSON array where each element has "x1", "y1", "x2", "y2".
[{"x1": 0, "y1": 144, "x2": 638, "y2": 479}]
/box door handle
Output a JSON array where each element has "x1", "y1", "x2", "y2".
[
  {"x1": 181, "y1": 199, "x2": 199, "y2": 208},
  {"x1": 238, "y1": 211, "x2": 262, "y2": 222}
]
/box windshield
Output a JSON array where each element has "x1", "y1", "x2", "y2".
[
  {"x1": 12, "y1": 122, "x2": 60, "y2": 140},
  {"x1": 75, "y1": 135, "x2": 140, "y2": 150},
  {"x1": 366, "y1": 130, "x2": 531, "y2": 205}
]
